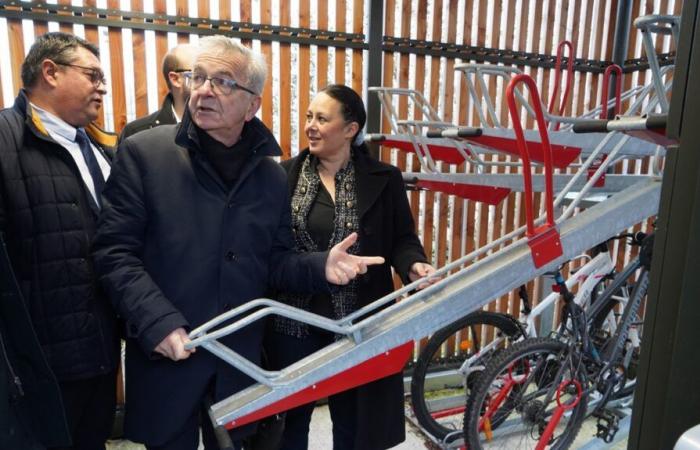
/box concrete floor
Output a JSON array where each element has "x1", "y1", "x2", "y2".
[{"x1": 106, "y1": 402, "x2": 628, "y2": 450}]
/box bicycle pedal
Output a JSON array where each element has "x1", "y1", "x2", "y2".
[{"x1": 595, "y1": 413, "x2": 620, "y2": 443}]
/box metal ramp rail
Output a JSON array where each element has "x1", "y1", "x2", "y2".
[{"x1": 188, "y1": 175, "x2": 661, "y2": 430}]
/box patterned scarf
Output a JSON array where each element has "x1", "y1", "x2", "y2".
[{"x1": 273, "y1": 154, "x2": 360, "y2": 338}]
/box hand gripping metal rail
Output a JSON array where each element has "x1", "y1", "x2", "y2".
[{"x1": 185, "y1": 74, "x2": 663, "y2": 431}]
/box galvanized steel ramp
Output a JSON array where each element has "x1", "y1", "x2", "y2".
[{"x1": 188, "y1": 176, "x2": 661, "y2": 430}]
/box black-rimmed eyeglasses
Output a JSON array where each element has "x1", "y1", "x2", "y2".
[
  {"x1": 183, "y1": 71, "x2": 257, "y2": 96},
  {"x1": 55, "y1": 62, "x2": 107, "y2": 87}
]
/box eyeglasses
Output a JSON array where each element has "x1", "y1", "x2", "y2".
[
  {"x1": 171, "y1": 68, "x2": 192, "y2": 73},
  {"x1": 55, "y1": 62, "x2": 107, "y2": 88},
  {"x1": 183, "y1": 71, "x2": 257, "y2": 96}
]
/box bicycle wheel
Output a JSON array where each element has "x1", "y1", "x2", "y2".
[
  {"x1": 410, "y1": 311, "x2": 524, "y2": 443},
  {"x1": 464, "y1": 337, "x2": 588, "y2": 450}
]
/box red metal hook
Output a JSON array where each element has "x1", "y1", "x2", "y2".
[
  {"x1": 535, "y1": 379, "x2": 583, "y2": 450},
  {"x1": 600, "y1": 64, "x2": 623, "y2": 119},
  {"x1": 506, "y1": 74, "x2": 563, "y2": 268},
  {"x1": 548, "y1": 40, "x2": 575, "y2": 131}
]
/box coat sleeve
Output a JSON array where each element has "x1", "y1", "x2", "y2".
[
  {"x1": 267, "y1": 169, "x2": 330, "y2": 294},
  {"x1": 92, "y1": 140, "x2": 188, "y2": 357},
  {"x1": 387, "y1": 168, "x2": 429, "y2": 284}
]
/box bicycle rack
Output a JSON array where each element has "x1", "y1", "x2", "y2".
[
  {"x1": 187, "y1": 70, "x2": 664, "y2": 425},
  {"x1": 634, "y1": 14, "x2": 681, "y2": 113}
]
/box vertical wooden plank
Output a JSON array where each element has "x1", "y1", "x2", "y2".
[
  {"x1": 154, "y1": 0, "x2": 169, "y2": 102},
  {"x1": 351, "y1": 0, "x2": 364, "y2": 95},
  {"x1": 176, "y1": 0, "x2": 189, "y2": 44},
  {"x1": 33, "y1": 2, "x2": 49, "y2": 38},
  {"x1": 107, "y1": 0, "x2": 127, "y2": 133},
  {"x1": 395, "y1": 0, "x2": 411, "y2": 173},
  {"x1": 260, "y1": 0, "x2": 273, "y2": 131},
  {"x1": 57, "y1": 0, "x2": 74, "y2": 35},
  {"x1": 7, "y1": 14, "x2": 24, "y2": 95},
  {"x1": 279, "y1": 0, "x2": 292, "y2": 158},
  {"x1": 220, "y1": 0, "x2": 232, "y2": 22},
  {"x1": 380, "y1": 0, "x2": 395, "y2": 140},
  {"x1": 317, "y1": 0, "x2": 329, "y2": 89},
  {"x1": 298, "y1": 0, "x2": 311, "y2": 151},
  {"x1": 83, "y1": 0, "x2": 103, "y2": 127},
  {"x1": 131, "y1": 0, "x2": 148, "y2": 119},
  {"x1": 237, "y1": 0, "x2": 251, "y2": 47},
  {"x1": 334, "y1": 0, "x2": 347, "y2": 84}
]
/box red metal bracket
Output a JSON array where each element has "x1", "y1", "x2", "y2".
[
  {"x1": 587, "y1": 155, "x2": 607, "y2": 187},
  {"x1": 224, "y1": 341, "x2": 414, "y2": 430},
  {"x1": 415, "y1": 180, "x2": 510, "y2": 205},
  {"x1": 506, "y1": 74, "x2": 564, "y2": 268}
]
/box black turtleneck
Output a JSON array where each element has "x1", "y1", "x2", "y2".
[{"x1": 196, "y1": 125, "x2": 255, "y2": 189}]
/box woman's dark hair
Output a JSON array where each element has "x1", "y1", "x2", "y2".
[{"x1": 320, "y1": 84, "x2": 366, "y2": 148}]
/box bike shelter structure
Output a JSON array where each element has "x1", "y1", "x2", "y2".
[{"x1": 185, "y1": 13, "x2": 678, "y2": 449}]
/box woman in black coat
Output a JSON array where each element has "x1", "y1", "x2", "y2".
[{"x1": 266, "y1": 85, "x2": 437, "y2": 450}]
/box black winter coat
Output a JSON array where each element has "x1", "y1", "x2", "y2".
[
  {"x1": 0, "y1": 91, "x2": 120, "y2": 382},
  {"x1": 280, "y1": 148, "x2": 428, "y2": 450},
  {"x1": 118, "y1": 93, "x2": 177, "y2": 142},
  {"x1": 0, "y1": 236, "x2": 71, "y2": 448},
  {"x1": 93, "y1": 111, "x2": 329, "y2": 446}
]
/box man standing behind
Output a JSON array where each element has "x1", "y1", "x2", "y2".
[
  {"x1": 0, "y1": 32, "x2": 119, "y2": 449},
  {"x1": 93, "y1": 36, "x2": 383, "y2": 450},
  {"x1": 119, "y1": 43, "x2": 195, "y2": 141}
]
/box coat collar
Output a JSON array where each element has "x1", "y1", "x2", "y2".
[
  {"x1": 152, "y1": 93, "x2": 177, "y2": 127},
  {"x1": 14, "y1": 89, "x2": 118, "y2": 151},
  {"x1": 288, "y1": 148, "x2": 391, "y2": 219},
  {"x1": 174, "y1": 105, "x2": 281, "y2": 158}
]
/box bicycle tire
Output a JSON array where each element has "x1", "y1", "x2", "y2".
[
  {"x1": 464, "y1": 337, "x2": 588, "y2": 450},
  {"x1": 410, "y1": 311, "x2": 524, "y2": 442}
]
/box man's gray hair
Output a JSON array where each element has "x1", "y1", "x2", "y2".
[
  {"x1": 21, "y1": 32, "x2": 99, "y2": 89},
  {"x1": 197, "y1": 36, "x2": 267, "y2": 95}
]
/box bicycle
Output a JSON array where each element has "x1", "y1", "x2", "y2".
[
  {"x1": 462, "y1": 232, "x2": 652, "y2": 449},
  {"x1": 409, "y1": 234, "x2": 635, "y2": 444}
]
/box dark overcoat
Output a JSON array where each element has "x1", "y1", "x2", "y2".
[
  {"x1": 92, "y1": 112, "x2": 328, "y2": 446},
  {"x1": 281, "y1": 148, "x2": 428, "y2": 450},
  {"x1": 118, "y1": 93, "x2": 177, "y2": 142}
]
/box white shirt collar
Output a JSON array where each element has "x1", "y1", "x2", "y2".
[{"x1": 29, "y1": 102, "x2": 80, "y2": 141}]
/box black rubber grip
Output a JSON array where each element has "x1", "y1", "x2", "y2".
[
  {"x1": 426, "y1": 127, "x2": 483, "y2": 138},
  {"x1": 646, "y1": 114, "x2": 667, "y2": 130},
  {"x1": 573, "y1": 119, "x2": 609, "y2": 133}
]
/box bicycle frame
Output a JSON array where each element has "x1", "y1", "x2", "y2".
[{"x1": 455, "y1": 250, "x2": 615, "y2": 379}]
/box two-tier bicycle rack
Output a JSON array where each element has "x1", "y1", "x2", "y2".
[{"x1": 186, "y1": 13, "x2": 679, "y2": 450}]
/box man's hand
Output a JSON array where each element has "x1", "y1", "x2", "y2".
[
  {"x1": 408, "y1": 261, "x2": 440, "y2": 290},
  {"x1": 326, "y1": 233, "x2": 385, "y2": 285},
  {"x1": 154, "y1": 327, "x2": 195, "y2": 361}
]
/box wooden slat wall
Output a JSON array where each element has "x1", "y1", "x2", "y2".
[{"x1": 0, "y1": 0, "x2": 680, "y2": 350}]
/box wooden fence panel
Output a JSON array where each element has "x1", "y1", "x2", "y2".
[{"x1": 0, "y1": 0, "x2": 680, "y2": 347}]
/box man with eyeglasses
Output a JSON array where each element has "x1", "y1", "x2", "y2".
[
  {"x1": 93, "y1": 35, "x2": 383, "y2": 450},
  {"x1": 119, "y1": 43, "x2": 195, "y2": 141},
  {"x1": 0, "y1": 32, "x2": 119, "y2": 449}
]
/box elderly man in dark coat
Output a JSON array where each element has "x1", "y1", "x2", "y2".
[{"x1": 92, "y1": 36, "x2": 382, "y2": 450}]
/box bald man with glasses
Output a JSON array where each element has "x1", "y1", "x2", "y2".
[
  {"x1": 119, "y1": 44, "x2": 195, "y2": 141},
  {"x1": 0, "y1": 32, "x2": 119, "y2": 449}
]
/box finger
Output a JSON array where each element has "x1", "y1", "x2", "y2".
[
  {"x1": 356, "y1": 260, "x2": 368, "y2": 275},
  {"x1": 337, "y1": 260, "x2": 358, "y2": 278},
  {"x1": 360, "y1": 256, "x2": 385, "y2": 266},
  {"x1": 335, "y1": 232, "x2": 358, "y2": 252},
  {"x1": 334, "y1": 268, "x2": 348, "y2": 285}
]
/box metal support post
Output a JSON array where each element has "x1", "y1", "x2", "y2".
[
  {"x1": 364, "y1": 0, "x2": 384, "y2": 159},
  {"x1": 609, "y1": 0, "x2": 633, "y2": 118}
]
